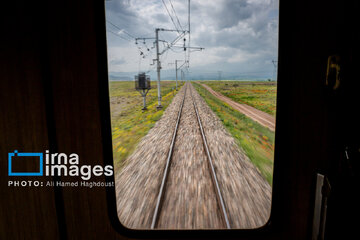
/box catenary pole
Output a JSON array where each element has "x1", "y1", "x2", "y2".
[
  {"x1": 175, "y1": 60, "x2": 178, "y2": 90},
  {"x1": 155, "y1": 28, "x2": 162, "y2": 109}
]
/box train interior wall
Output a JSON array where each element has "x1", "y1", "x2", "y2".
[{"x1": 1, "y1": 0, "x2": 359, "y2": 239}]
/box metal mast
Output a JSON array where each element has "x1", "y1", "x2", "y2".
[
  {"x1": 155, "y1": 28, "x2": 162, "y2": 109},
  {"x1": 188, "y1": 0, "x2": 191, "y2": 68},
  {"x1": 175, "y1": 60, "x2": 178, "y2": 90},
  {"x1": 154, "y1": 28, "x2": 187, "y2": 109}
]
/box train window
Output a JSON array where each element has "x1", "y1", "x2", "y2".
[{"x1": 105, "y1": 0, "x2": 279, "y2": 230}]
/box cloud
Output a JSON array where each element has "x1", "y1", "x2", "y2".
[
  {"x1": 153, "y1": 13, "x2": 169, "y2": 22},
  {"x1": 202, "y1": 0, "x2": 253, "y2": 30},
  {"x1": 105, "y1": 0, "x2": 279, "y2": 79},
  {"x1": 110, "y1": 58, "x2": 126, "y2": 65}
]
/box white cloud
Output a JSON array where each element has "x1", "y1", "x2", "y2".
[{"x1": 105, "y1": 0, "x2": 279, "y2": 79}]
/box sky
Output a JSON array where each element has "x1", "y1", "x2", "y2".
[{"x1": 105, "y1": 0, "x2": 279, "y2": 80}]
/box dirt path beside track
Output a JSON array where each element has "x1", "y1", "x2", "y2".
[{"x1": 200, "y1": 84, "x2": 276, "y2": 131}]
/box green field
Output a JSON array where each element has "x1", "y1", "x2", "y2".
[
  {"x1": 201, "y1": 81, "x2": 277, "y2": 116},
  {"x1": 193, "y1": 81, "x2": 276, "y2": 184},
  {"x1": 110, "y1": 80, "x2": 276, "y2": 184},
  {"x1": 109, "y1": 80, "x2": 183, "y2": 170}
]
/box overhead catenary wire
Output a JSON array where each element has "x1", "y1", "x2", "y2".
[
  {"x1": 146, "y1": 57, "x2": 157, "y2": 73},
  {"x1": 108, "y1": 0, "x2": 202, "y2": 108},
  {"x1": 108, "y1": 29, "x2": 151, "y2": 69},
  {"x1": 107, "y1": 19, "x2": 156, "y2": 61},
  {"x1": 106, "y1": 20, "x2": 136, "y2": 39},
  {"x1": 107, "y1": 29, "x2": 132, "y2": 42},
  {"x1": 169, "y1": 0, "x2": 184, "y2": 31},
  {"x1": 162, "y1": 0, "x2": 180, "y2": 32},
  {"x1": 169, "y1": 47, "x2": 184, "y2": 53}
]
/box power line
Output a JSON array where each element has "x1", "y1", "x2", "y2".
[
  {"x1": 106, "y1": 20, "x2": 135, "y2": 39},
  {"x1": 108, "y1": 21, "x2": 152, "y2": 58},
  {"x1": 161, "y1": 0, "x2": 179, "y2": 32},
  {"x1": 169, "y1": 0, "x2": 183, "y2": 31},
  {"x1": 169, "y1": 47, "x2": 184, "y2": 53},
  {"x1": 107, "y1": 29, "x2": 132, "y2": 42},
  {"x1": 108, "y1": 28, "x2": 149, "y2": 60}
]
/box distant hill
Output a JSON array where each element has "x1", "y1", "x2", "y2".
[
  {"x1": 108, "y1": 75, "x2": 133, "y2": 81},
  {"x1": 108, "y1": 71, "x2": 276, "y2": 81}
]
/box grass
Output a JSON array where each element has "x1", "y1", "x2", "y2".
[
  {"x1": 193, "y1": 82, "x2": 275, "y2": 185},
  {"x1": 201, "y1": 81, "x2": 277, "y2": 116},
  {"x1": 109, "y1": 80, "x2": 183, "y2": 171}
]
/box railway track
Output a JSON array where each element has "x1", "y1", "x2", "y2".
[{"x1": 150, "y1": 82, "x2": 231, "y2": 229}]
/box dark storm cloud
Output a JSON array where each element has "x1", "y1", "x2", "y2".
[
  {"x1": 105, "y1": 0, "x2": 156, "y2": 47},
  {"x1": 191, "y1": 0, "x2": 278, "y2": 53},
  {"x1": 106, "y1": 0, "x2": 138, "y2": 29},
  {"x1": 105, "y1": 0, "x2": 279, "y2": 78},
  {"x1": 213, "y1": 0, "x2": 252, "y2": 29}
]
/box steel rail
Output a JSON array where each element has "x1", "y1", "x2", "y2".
[
  {"x1": 151, "y1": 82, "x2": 230, "y2": 229},
  {"x1": 151, "y1": 83, "x2": 188, "y2": 229},
  {"x1": 189, "y1": 83, "x2": 231, "y2": 229}
]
